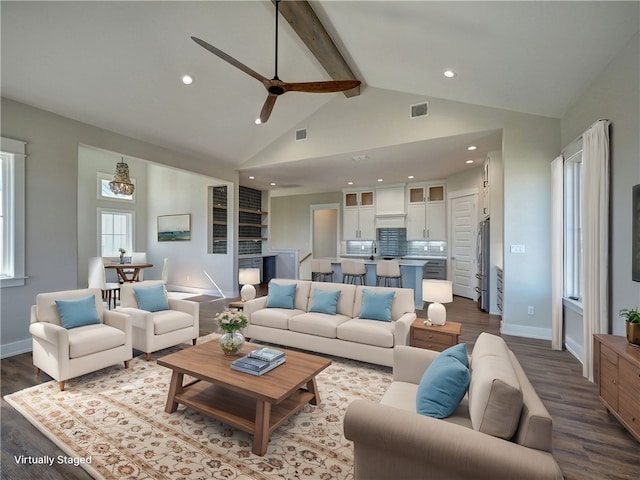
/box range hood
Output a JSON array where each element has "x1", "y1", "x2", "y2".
[{"x1": 375, "y1": 213, "x2": 406, "y2": 228}]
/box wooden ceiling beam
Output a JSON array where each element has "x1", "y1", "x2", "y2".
[{"x1": 275, "y1": 0, "x2": 360, "y2": 98}]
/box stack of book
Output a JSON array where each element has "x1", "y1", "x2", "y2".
[{"x1": 230, "y1": 348, "x2": 286, "y2": 376}]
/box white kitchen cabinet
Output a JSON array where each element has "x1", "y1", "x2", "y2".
[
  {"x1": 343, "y1": 190, "x2": 375, "y2": 240},
  {"x1": 406, "y1": 184, "x2": 446, "y2": 240}
]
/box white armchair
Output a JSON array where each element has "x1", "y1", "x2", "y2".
[
  {"x1": 30, "y1": 288, "x2": 132, "y2": 391},
  {"x1": 117, "y1": 280, "x2": 199, "y2": 360}
]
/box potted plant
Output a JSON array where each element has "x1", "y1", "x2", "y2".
[
  {"x1": 215, "y1": 309, "x2": 248, "y2": 355},
  {"x1": 620, "y1": 307, "x2": 640, "y2": 346},
  {"x1": 118, "y1": 247, "x2": 126, "y2": 264}
]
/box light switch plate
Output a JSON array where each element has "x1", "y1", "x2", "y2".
[{"x1": 511, "y1": 244, "x2": 526, "y2": 253}]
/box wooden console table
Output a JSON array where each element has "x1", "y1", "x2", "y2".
[
  {"x1": 593, "y1": 334, "x2": 640, "y2": 442},
  {"x1": 410, "y1": 319, "x2": 462, "y2": 352}
]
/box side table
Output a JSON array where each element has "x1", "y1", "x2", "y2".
[
  {"x1": 228, "y1": 300, "x2": 245, "y2": 311},
  {"x1": 410, "y1": 319, "x2": 462, "y2": 352}
]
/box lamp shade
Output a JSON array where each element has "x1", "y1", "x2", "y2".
[
  {"x1": 422, "y1": 280, "x2": 453, "y2": 304},
  {"x1": 238, "y1": 268, "x2": 260, "y2": 286}
]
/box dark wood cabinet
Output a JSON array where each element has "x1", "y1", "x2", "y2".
[{"x1": 410, "y1": 319, "x2": 461, "y2": 352}]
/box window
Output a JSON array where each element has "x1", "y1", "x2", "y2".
[
  {"x1": 564, "y1": 149, "x2": 583, "y2": 301},
  {"x1": 99, "y1": 209, "x2": 134, "y2": 257},
  {"x1": 1, "y1": 137, "x2": 26, "y2": 287}
]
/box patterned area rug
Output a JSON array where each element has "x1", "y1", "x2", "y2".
[{"x1": 5, "y1": 346, "x2": 391, "y2": 480}]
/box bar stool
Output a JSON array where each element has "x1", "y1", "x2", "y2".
[
  {"x1": 311, "y1": 259, "x2": 334, "y2": 282},
  {"x1": 342, "y1": 259, "x2": 366, "y2": 285},
  {"x1": 376, "y1": 260, "x2": 403, "y2": 287}
]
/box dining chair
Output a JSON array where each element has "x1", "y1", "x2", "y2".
[
  {"x1": 129, "y1": 252, "x2": 147, "y2": 281},
  {"x1": 161, "y1": 257, "x2": 169, "y2": 283},
  {"x1": 88, "y1": 256, "x2": 121, "y2": 309}
]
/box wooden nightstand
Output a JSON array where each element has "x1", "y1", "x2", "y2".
[{"x1": 410, "y1": 319, "x2": 462, "y2": 352}]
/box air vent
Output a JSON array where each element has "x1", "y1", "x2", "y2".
[
  {"x1": 410, "y1": 101, "x2": 429, "y2": 119},
  {"x1": 295, "y1": 128, "x2": 308, "y2": 141}
]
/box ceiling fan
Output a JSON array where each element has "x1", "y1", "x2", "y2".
[{"x1": 191, "y1": 0, "x2": 361, "y2": 124}]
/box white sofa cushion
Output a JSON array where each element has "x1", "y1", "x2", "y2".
[
  {"x1": 250, "y1": 308, "x2": 306, "y2": 330},
  {"x1": 153, "y1": 310, "x2": 196, "y2": 335},
  {"x1": 68, "y1": 324, "x2": 127, "y2": 359},
  {"x1": 337, "y1": 318, "x2": 395, "y2": 348},
  {"x1": 289, "y1": 312, "x2": 351, "y2": 338}
]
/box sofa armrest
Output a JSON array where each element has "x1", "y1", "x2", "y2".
[
  {"x1": 393, "y1": 312, "x2": 417, "y2": 346},
  {"x1": 344, "y1": 400, "x2": 563, "y2": 480},
  {"x1": 29, "y1": 321, "x2": 69, "y2": 362},
  {"x1": 103, "y1": 309, "x2": 132, "y2": 332},
  {"x1": 243, "y1": 296, "x2": 269, "y2": 319},
  {"x1": 392, "y1": 345, "x2": 439, "y2": 383},
  {"x1": 168, "y1": 298, "x2": 200, "y2": 318}
]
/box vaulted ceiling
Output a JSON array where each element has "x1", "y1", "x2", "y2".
[{"x1": 2, "y1": 1, "x2": 638, "y2": 192}]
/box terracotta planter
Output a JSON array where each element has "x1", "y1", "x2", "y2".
[{"x1": 626, "y1": 322, "x2": 640, "y2": 346}]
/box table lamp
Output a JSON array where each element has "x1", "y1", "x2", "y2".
[
  {"x1": 239, "y1": 268, "x2": 261, "y2": 302},
  {"x1": 422, "y1": 279, "x2": 453, "y2": 326}
]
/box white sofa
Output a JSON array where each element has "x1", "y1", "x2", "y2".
[{"x1": 243, "y1": 279, "x2": 416, "y2": 366}]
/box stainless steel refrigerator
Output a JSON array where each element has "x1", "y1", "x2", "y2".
[{"x1": 476, "y1": 219, "x2": 490, "y2": 311}]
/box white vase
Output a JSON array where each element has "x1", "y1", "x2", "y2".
[{"x1": 219, "y1": 331, "x2": 245, "y2": 356}]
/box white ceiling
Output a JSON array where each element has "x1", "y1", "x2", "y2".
[{"x1": 2, "y1": 1, "x2": 638, "y2": 193}]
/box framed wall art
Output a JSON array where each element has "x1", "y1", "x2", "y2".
[{"x1": 158, "y1": 214, "x2": 191, "y2": 242}]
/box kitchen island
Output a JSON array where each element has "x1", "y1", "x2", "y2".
[{"x1": 329, "y1": 257, "x2": 436, "y2": 310}]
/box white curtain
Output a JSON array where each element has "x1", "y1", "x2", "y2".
[
  {"x1": 551, "y1": 155, "x2": 564, "y2": 350},
  {"x1": 582, "y1": 120, "x2": 610, "y2": 381}
]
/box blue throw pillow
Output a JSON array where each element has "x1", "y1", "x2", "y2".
[
  {"x1": 133, "y1": 284, "x2": 169, "y2": 312},
  {"x1": 416, "y1": 353, "x2": 471, "y2": 419},
  {"x1": 266, "y1": 282, "x2": 296, "y2": 309},
  {"x1": 309, "y1": 289, "x2": 341, "y2": 315},
  {"x1": 440, "y1": 342, "x2": 469, "y2": 368},
  {"x1": 55, "y1": 295, "x2": 101, "y2": 329},
  {"x1": 359, "y1": 289, "x2": 395, "y2": 322}
]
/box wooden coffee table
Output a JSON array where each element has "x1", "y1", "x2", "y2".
[{"x1": 157, "y1": 342, "x2": 331, "y2": 455}]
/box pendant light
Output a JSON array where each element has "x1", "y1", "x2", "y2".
[{"x1": 109, "y1": 157, "x2": 135, "y2": 196}]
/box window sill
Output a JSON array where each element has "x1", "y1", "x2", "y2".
[
  {"x1": 1, "y1": 276, "x2": 27, "y2": 288},
  {"x1": 563, "y1": 297, "x2": 583, "y2": 316}
]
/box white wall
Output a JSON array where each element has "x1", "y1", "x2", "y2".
[
  {"x1": 0, "y1": 98, "x2": 238, "y2": 357},
  {"x1": 560, "y1": 32, "x2": 640, "y2": 343}
]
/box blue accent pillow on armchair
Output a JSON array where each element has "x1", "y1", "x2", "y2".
[
  {"x1": 416, "y1": 350, "x2": 470, "y2": 418},
  {"x1": 266, "y1": 282, "x2": 297, "y2": 309},
  {"x1": 55, "y1": 295, "x2": 101, "y2": 329},
  {"x1": 133, "y1": 284, "x2": 169, "y2": 312},
  {"x1": 359, "y1": 289, "x2": 395, "y2": 322},
  {"x1": 309, "y1": 289, "x2": 341, "y2": 315}
]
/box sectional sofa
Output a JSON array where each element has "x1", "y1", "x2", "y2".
[{"x1": 243, "y1": 278, "x2": 417, "y2": 367}]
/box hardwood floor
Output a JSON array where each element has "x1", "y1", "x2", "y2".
[{"x1": 2, "y1": 293, "x2": 638, "y2": 479}]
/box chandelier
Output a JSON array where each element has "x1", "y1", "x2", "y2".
[{"x1": 109, "y1": 158, "x2": 135, "y2": 196}]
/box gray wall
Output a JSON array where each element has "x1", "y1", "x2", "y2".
[
  {"x1": 0, "y1": 98, "x2": 237, "y2": 357},
  {"x1": 560, "y1": 32, "x2": 640, "y2": 345}
]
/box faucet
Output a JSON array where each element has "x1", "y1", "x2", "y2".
[{"x1": 369, "y1": 241, "x2": 377, "y2": 260}]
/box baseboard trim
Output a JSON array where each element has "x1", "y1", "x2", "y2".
[
  {"x1": 1, "y1": 338, "x2": 32, "y2": 359},
  {"x1": 564, "y1": 335, "x2": 584, "y2": 364},
  {"x1": 500, "y1": 321, "x2": 552, "y2": 341}
]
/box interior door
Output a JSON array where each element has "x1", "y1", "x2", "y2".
[{"x1": 450, "y1": 194, "x2": 478, "y2": 299}]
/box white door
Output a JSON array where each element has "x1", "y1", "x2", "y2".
[{"x1": 450, "y1": 194, "x2": 477, "y2": 299}]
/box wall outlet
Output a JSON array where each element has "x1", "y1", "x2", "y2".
[
  {"x1": 423, "y1": 245, "x2": 428, "y2": 251},
  {"x1": 186, "y1": 275, "x2": 190, "y2": 281},
  {"x1": 527, "y1": 306, "x2": 534, "y2": 315},
  {"x1": 511, "y1": 244, "x2": 526, "y2": 254}
]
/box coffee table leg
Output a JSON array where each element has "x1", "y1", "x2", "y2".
[
  {"x1": 165, "y1": 371, "x2": 184, "y2": 413},
  {"x1": 307, "y1": 377, "x2": 321, "y2": 405},
  {"x1": 252, "y1": 400, "x2": 272, "y2": 455}
]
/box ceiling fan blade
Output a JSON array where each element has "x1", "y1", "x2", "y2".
[
  {"x1": 259, "y1": 94, "x2": 278, "y2": 124},
  {"x1": 191, "y1": 36, "x2": 268, "y2": 84},
  {"x1": 284, "y1": 80, "x2": 361, "y2": 94}
]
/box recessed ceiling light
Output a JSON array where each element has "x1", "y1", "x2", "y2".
[
  {"x1": 347, "y1": 181, "x2": 354, "y2": 185},
  {"x1": 270, "y1": 182, "x2": 276, "y2": 186},
  {"x1": 255, "y1": 118, "x2": 262, "y2": 125},
  {"x1": 408, "y1": 175, "x2": 415, "y2": 179},
  {"x1": 466, "y1": 160, "x2": 474, "y2": 164},
  {"x1": 181, "y1": 75, "x2": 193, "y2": 85},
  {"x1": 377, "y1": 178, "x2": 383, "y2": 182},
  {"x1": 249, "y1": 176, "x2": 255, "y2": 180},
  {"x1": 444, "y1": 70, "x2": 456, "y2": 78},
  {"x1": 467, "y1": 145, "x2": 477, "y2": 151}
]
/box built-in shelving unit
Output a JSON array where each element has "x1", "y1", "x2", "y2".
[
  {"x1": 210, "y1": 185, "x2": 228, "y2": 254},
  {"x1": 239, "y1": 186, "x2": 267, "y2": 255}
]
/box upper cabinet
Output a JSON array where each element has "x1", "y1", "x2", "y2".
[
  {"x1": 343, "y1": 189, "x2": 375, "y2": 240},
  {"x1": 406, "y1": 183, "x2": 446, "y2": 241}
]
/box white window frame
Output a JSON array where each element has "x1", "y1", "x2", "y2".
[
  {"x1": 564, "y1": 149, "x2": 583, "y2": 302},
  {"x1": 1, "y1": 137, "x2": 26, "y2": 288},
  {"x1": 98, "y1": 208, "x2": 135, "y2": 258},
  {"x1": 97, "y1": 171, "x2": 136, "y2": 203}
]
